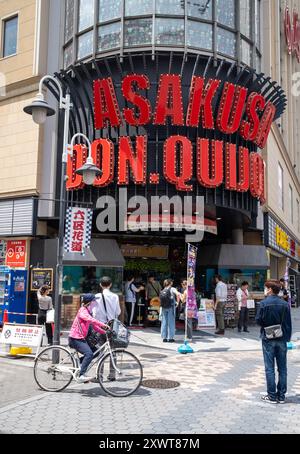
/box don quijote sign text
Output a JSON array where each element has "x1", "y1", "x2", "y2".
[{"x1": 66, "y1": 73, "x2": 278, "y2": 203}]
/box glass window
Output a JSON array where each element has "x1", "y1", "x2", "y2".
[
  {"x1": 217, "y1": 28, "x2": 236, "y2": 57},
  {"x1": 156, "y1": 18, "x2": 184, "y2": 46},
  {"x1": 124, "y1": 19, "x2": 152, "y2": 46},
  {"x1": 216, "y1": 0, "x2": 235, "y2": 28},
  {"x1": 187, "y1": 0, "x2": 212, "y2": 20},
  {"x1": 99, "y1": 0, "x2": 122, "y2": 22},
  {"x1": 62, "y1": 266, "x2": 123, "y2": 294},
  {"x1": 278, "y1": 163, "x2": 284, "y2": 211},
  {"x1": 64, "y1": 43, "x2": 73, "y2": 68},
  {"x1": 256, "y1": 51, "x2": 261, "y2": 72},
  {"x1": 289, "y1": 185, "x2": 293, "y2": 224},
  {"x1": 77, "y1": 30, "x2": 93, "y2": 59},
  {"x1": 125, "y1": 0, "x2": 153, "y2": 16},
  {"x1": 255, "y1": 0, "x2": 261, "y2": 48},
  {"x1": 187, "y1": 21, "x2": 212, "y2": 50},
  {"x1": 2, "y1": 16, "x2": 18, "y2": 57},
  {"x1": 78, "y1": 0, "x2": 94, "y2": 32},
  {"x1": 65, "y1": 0, "x2": 74, "y2": 42},
  {"x1": 98, "y1": 22, "x2": 121, "y2": 51},
  {"x1": 241, "y1": 39, "x2": 251, "y2": 65},
  {"x1": 156, "y1": 0, "x2": 184, "y2": 15},
  {"x1": 240, "y1": 0, "x2": 251, "y2": 38}
]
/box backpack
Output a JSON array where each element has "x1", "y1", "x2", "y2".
[{"x1": 159, "y1": 287, "x2": 173, "y2": 308}]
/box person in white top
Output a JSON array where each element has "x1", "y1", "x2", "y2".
[
  {"x1": 236, "y1": 281, "x2": 250, "y2": 333},
  {"x1": 124, "y1": 276, "x2": 144, "y2": 326},
  {"x1": 214, "y1": 275, "x2": 228, "y2": 335},
  {"x1": 91, "y1": 276, "x2": 121, "y2": 324}
]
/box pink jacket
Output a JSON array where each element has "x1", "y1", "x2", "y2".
[{"x1": 69, "y1": 306, "x2": 106, "y2": 339}]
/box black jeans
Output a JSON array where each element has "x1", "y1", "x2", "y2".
[
  {"x1": 238, "y1": 307, "x2": 249, "y2": 331},
  {"x1": 38, "y1": 310, "x2": 53, "y2": 345}
]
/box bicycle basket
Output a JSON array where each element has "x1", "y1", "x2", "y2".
[{"x1": 110, "y1": 319, "x2": 130, "y2": 348}]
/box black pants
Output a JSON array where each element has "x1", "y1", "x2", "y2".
[
  {"x1": 38, "y1": 310, "x2": 53, "y2": 345},
  {"x1": 238, "y1": 307, "x2": 249, "y2": 331}
]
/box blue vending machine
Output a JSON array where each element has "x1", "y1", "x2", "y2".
[{"x1": 0, "y1": 267, "x2": 27, "y2": 324}]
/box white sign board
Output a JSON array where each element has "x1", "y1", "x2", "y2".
[
  {"x1": 0, "y1": 323, "x2": 44, "y2": 347},
  {"x1": 198, "y1": 299, "x2": 216, "y2": 329}
]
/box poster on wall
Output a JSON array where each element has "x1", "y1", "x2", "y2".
[
  {"x1": 198, "y1": 299, "x2": 216, "y2": 329},
  {"x1": 0, "y1": 240, "x2": 6, "y2": 264},
  {"x1": 186, "y1": 244, "x2": 198, "y2": 319},
  {"x1": 5, "y1": 240, "x2": 26, "y2": 268},
  {"x1": 225, "y1": 284, "x2": 237, "y2": 321},
  {"x1": 31, "y1": 269, "x2": 53, "y2": 291}
]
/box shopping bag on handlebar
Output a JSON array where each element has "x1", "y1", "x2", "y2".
[
  {"x1": 111, "y1": 320, "x2": 130, "y2": 348},
  {"x1": 85, "y1": 325, "x2": 105, "y2": 350}
]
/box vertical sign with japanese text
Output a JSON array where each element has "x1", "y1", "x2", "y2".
[
  {"x1": 64, "y1": 207, "x2": 93, "y2": 254},
  {"x1": 186, "y1": 243, "x2": 198, "y2": 319}
]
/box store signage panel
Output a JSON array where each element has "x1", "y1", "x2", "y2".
[
  {"x1": 120, "y1": 245, "x2": 169, "y2": 259},
  {"x1": 65, "y1": 73, "x2": 276, "y2": 203},
  {"x1": 267, "y1": 215, "x2": 300, "y2": 261},
  {"x1": 5, "y1": 240, "x2": 26, "y2": 268},
  {"x1": 64, "y1": 207, "x2": 93, "y2": 254}
]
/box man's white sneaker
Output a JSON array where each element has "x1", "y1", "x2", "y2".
[{"x1": 77, "y1": 375, "x2": 92, "y2": 383}]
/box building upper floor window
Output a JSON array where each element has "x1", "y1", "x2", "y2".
[
  {"x1": 278, "y1": 163, "x2": 284, "y2": 211},
  {"x1": 2, "y1": 15, "x2": 18, "y2": 58},
  {"x1": 63, "y1": 0, "x2": 261, "y2": 69},
  {"x1": 289, "y1": 185, "x2": 293, "y2": 224}
]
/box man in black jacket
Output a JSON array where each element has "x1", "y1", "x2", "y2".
[{"x1": 256, "y1": 280, "x2": 292, "y2": 404}]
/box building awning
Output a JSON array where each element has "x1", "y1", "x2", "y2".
[
  {"x1": 197, "y1": 244, "x2": 269, "y2": 269},
  {"x1": 63, "y1": 239, "x2": 125, "y2": 267}
]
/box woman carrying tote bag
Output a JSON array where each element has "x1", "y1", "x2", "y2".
[{"x1": 37, "y1": 285, "x2": 54, "y2": 345}]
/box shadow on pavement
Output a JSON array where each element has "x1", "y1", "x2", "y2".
[{"x1": 62, "y1": 385, "x2": 152, "y2": 398}]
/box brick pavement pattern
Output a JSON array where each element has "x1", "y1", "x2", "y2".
[{"x1": 1, "y1": 347, "x2": 300, "y2": 434}]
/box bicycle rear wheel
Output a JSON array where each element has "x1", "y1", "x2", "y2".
[
  {"x1": 97, "y1": 349, "x2": 143, "y2": 397},
  {"x1": 34, "y1": 346, "x2": 76, "y2": 392}
]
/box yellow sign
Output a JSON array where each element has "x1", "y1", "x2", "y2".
[{"x1": 276, "y1": 226, "x2": 290, "y2": 251}]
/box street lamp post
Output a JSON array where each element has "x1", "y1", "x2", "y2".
[{"x1": 24, "y1": 75, "x2": 101, "y2": 346}]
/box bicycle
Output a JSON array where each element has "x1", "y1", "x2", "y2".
[{"x1": 33, "y1": 328, "x2": 143, "y2": 397}]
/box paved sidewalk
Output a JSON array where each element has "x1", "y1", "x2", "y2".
[
  {"x1": 0, "y1": 347, "x2": 300, "y2": 434},
  {"x1": 0, "y1": 307, "x2": 299, "y2": 434}
]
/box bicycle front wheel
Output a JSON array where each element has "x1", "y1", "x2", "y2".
[
  {"x1": 34, "y1": 346, "x2": 76, "y2": 392},
  {"x1": 97, "y1": 349, "x2": 143, "y2": 397}
]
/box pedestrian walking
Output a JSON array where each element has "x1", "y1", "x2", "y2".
[
  {"x1": 236, "y1": 281, "x2": 250, "y2": 333},
  {"x1": 124, "y1": 276, "x2": 144, "y2": 326},
  {"x1": 214, "y1": 275, "x2": 227, "y2": 335},
  {"x1": 92, "y1": 276, "x2": 121, "y2": 324},
  {"x1": 160, "y1": 279, "x2": 181, "y2": 343},
  {"x1": 37, "y1": 285, "x2": 53, "y2": 346},
  {"x1": 279, "y1": 278, "x2": 289, "y2": 302},
  {"x1": 68, "y1": 294, "x2": 109, "y2": 383},
  {"x1": 256, "y1": 280, "x2": 292, "y2": 404}
]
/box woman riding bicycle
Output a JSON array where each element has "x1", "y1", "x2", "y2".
[{"x1": 68, "y1": 293, "x2": 109, "y2": 383}]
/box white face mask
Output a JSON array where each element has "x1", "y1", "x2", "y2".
[{"x1": 264, "y1": 287, "x2": 269, "y2": 296}]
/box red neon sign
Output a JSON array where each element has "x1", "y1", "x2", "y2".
[{"x1": 285, "y1": 7, "x2": 300, "y2": 63}]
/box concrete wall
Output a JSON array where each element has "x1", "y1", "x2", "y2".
[
  {"x1": 262, "y1": 0, "x2": 300, "y2": 241},
  {"x1": 0, "y1": 0, "x2": 50, "y2": 199}
]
